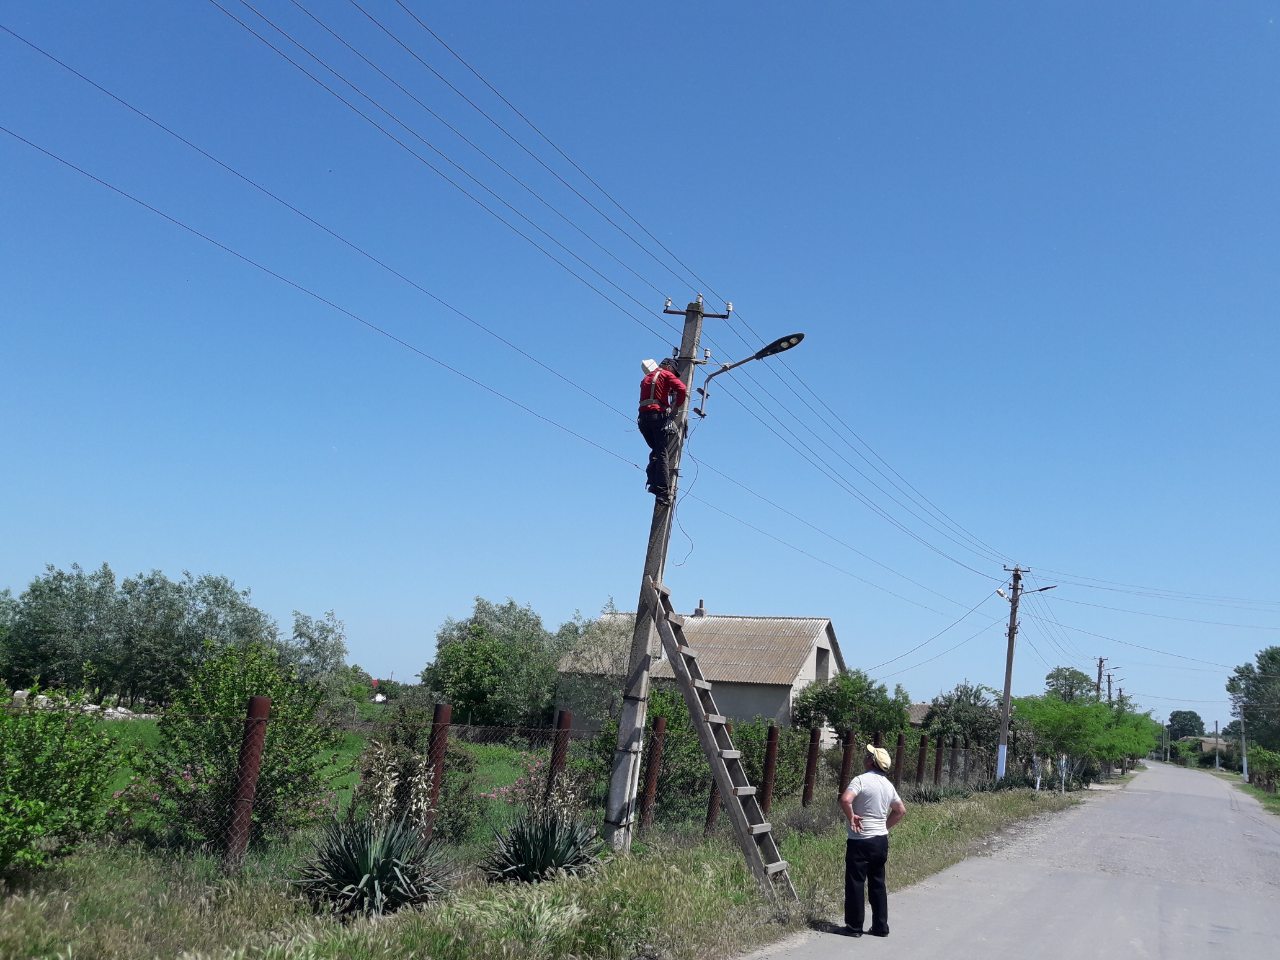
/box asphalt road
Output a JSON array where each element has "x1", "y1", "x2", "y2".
[{"x1": 743, "y1": 763, "x2": 1280, "y2": 960}]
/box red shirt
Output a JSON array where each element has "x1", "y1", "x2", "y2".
[{"x1": 639, "y1": 368, "x2": 688, "y2": 413}]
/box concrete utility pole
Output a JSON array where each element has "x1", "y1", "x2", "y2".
[
  {"x1": 1241, "y1": 711, "x2": 1250, "y2": 782},
  {"x1": 1214, "y1": 719, "x2": 1220, "y2": 769},
  {"x1": 1096, "y1": 657, "x2": 1106, "y2": 699},
  {"x1": 603, "y1": 296, "x2": 727, "y2": 852},
  {"x1": 996, "y1": 567, "x2": 1024, "y2": 780},
  {"x1": 1107, "y1": 672, "x2": 1114, "y2": 704}
]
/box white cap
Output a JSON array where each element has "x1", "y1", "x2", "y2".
[{"x1": 641, "y1": 358, "x2": 659, "y2": 375}]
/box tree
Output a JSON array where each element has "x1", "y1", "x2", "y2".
[
  {"x1": 1167, "y1": 710, "x2": 1205, "y2": 741},
  {"x1": 1044, "y1": 666, "x2": 1096, "y2": 702},
  {"x1": 554, "y1": 600, "x2": 631, "y2": 725},
  {"x1": 1013, "y1": 696, "x2": 1111, "y2": 759},
  {"x1": 420, "y1": 598, "x2": 561, "y2": 727},
  {"x1": 285, "y1": 610, "x2": 348, "y2": 683},
  {"x1": 1227, "y1": 646, "x2": 1280, "y2": 751},
  {"x1": 924, "y1": 681, "x2": 1000, "y2": 747},
  {"x1": 791, "y1": 669, "x2": 910, "y2": 738}
]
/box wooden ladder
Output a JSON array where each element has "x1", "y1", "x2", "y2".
[{"x1": 644, "y1": 578, "x2": 798, "y2": 903}]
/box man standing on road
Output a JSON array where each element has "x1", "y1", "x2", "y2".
[
  {"x1": 637, "y1": 357, "x2": 687, "y2": 506},
  {"x1": 840, "y1": 745, "x2": 907, "y2": 937}
]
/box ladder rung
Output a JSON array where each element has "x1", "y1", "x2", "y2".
[
  {"x1": 718, "y1": 749, "x2": 742, "y2": 760},
  {"x1": 667, "y1": 613, "x2": 686, "y2": 627},
  {"x1": 692, "y1": 679, "x2": 712, "y2": 690},
  {"x1": 705, "y1": 714, "x2": 727, "y2": 725},
  {"x1": 730, "y1": 786, "x2": 756, "y2": 797},
  {"x1": 749, "y1": 822, "x2": 772, "y2": 835},
  {"x1": 655, "y1": 581, "x2": 671, "y2": 597},
  {"x1": 678, "y1": 645, "x2": 699, "y2": 659},
  {"x1": 764, "y1": 860, "x2": 789, "y2": 875}
]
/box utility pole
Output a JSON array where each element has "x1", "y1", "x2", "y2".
[
  {"x1": 1096, "y1": 657, "x2": 1106, "y2": 699},
  {"x1": 996, "y1": 566, "x2": 1024, "y2": 780},
  {"x1": 603, "y1": 296, "x2": 728, "y2": 852},
  {"x1": 1106, "y1": 672, "x2": 1113, "y2": 704},
  {"x1": 1241, "y1": 711, "x2": 1250, "y2": 782},
  {"x1": 1214, "y1": 719, "x2": 1220, "y2": 769}
]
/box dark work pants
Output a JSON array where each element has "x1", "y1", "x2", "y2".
[
  {"x1": 845, "y1": 835, "x2": 889, "y2": 933},
  {"x1": 637, "y1": 410, "x2": 672, "y2": 494}
]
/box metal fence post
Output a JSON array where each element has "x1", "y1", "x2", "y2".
[
  {"x1": 423, "y1": 702, "x2": 452, "y2": 842},
  {"x1": 838, "y1": 730, "x2": 856, "y2": 795},
  {"x1": 546, "y1": 708, "x2": 573, "y2": 800},
  {"x1": 639, "y1": 715, "x2": 666, "y2": 830},
  {"x1": 933, "y1": 736, "x2": 944, "y2": 785},
  {"x1": 891, "y1": 732, "x2": 906, "y2": 787},
  {"x1": 949, "y1": 736, "x2": 959, "y2": 784},
  {"x1": 802, "y1": 726, "x2": 821, "y2": 807},
  {"x1": 761, "y1": 723, "x2": 779, "y2": 815},
  {"x1": 916, "y1": 733, "x2": 929, "y2": 784},
  {"x1": 225, "y1": 695, "x2": 270, "y2": 868}
]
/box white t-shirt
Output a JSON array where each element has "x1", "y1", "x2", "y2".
[{"x1": 845, "y1": 771, "x2": 902, "y2": 838}]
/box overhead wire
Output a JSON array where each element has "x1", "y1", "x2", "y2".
[
  {"x1": 0, "y1": 23, "x2": 633, "y2": 426},
  {"x1": 863, "y1": 592, "x2": 997, "y2": 673},
  {"x1": 206, "y1": 0, "x2": 680, "y2": 344},
  {"x1": 0, "y1": 125, "x2": 642, "y2": 474}
]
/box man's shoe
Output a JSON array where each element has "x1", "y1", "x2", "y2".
[
  {"x1": 867, "y1": 928, "x2": 889, "y2": 937},
  {"x1": 843, "y1": 926, "x2": 862, "y2": 937}
]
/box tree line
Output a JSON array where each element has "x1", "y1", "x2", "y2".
[{"x1": 0, "y1": 563, "x2": 362, "y2": 709}]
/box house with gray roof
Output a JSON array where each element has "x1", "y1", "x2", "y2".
[{"x1": 557, "y1": 599, "x2": 847, "y2": 728}]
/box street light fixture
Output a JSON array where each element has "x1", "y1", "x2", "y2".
[{"x1": 694, "y1": 332, "x2": 805, "y2": 417}]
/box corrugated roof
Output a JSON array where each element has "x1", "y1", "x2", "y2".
[
  {"x1": 907, "y1": 703, "x2": 931, "y2": 727},
  {"x1": 560, "y1": 613, "x2": 837, "y2": 687}
]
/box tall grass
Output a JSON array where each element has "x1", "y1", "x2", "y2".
[{"x1": 0, "y1": 789, "x2": 1073, "y2": 960}]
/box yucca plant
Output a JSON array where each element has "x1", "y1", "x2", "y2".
[
  {"x1": 484, "y1": 812, "x2": 605, "y2": 883},
  {"x1": 295, "y1": 816, "x2": 456, "y2": 916}
]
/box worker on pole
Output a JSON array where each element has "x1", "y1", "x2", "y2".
[{"x1": 637, "y1": 357, "x2": 687, "y2": 506}]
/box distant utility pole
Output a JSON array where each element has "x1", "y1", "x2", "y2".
[
  {"x1": 1107, "y1": 672, "x2": 1114, "y2": 704},
  {"x1": 603, "y1": 296, "x2": 728, "y2": 853},
  {"x1": 1214, "y1": 720, "x2": 1220, "y2": 770},
  {"x1": 1096, "y1": 657, "x2": 1106, "y2": 699},
  {"x1": 996, "y1": 567, "x2": 1024, "y2": 781},
  {"x1": 1241, "y1": 711, "x2": 1250, "y2": 782}
]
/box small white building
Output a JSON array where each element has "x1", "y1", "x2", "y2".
[{"x1": 558, "y1": 600, "x2": 847, "y2": 728}]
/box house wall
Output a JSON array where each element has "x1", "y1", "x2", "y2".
[{"x1": 713, "y1": 682, "x2": 793, "y2": 726}]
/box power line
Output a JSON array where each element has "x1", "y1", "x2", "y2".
[
  {"x1": 0, "y1": 124, "x2": 641, "y2": 473},
  {"x1": 1020, "y1": 613, "x2": 1235, "y2": 669},
  {"x1": 356, "y1": 0, "x2": 700, "y2": 295},
  {"x1": 864, "y1": 593, "x2": 997, "y2": 672},
  {"x1": 875, "y1": 619, "x2": 1007, "y2": 681},
  {"x1": 0, "y1": 23, "x2": 632, "y2": 427},
  {"x1": 1052, "y1": 595, "x2": 1280, "y2": 631},
  {"x1": 390, "y1": 0, "x2": 709, "y2": 295},
  {"x1": 282, "y1": 0, "x2": 671, "y2": 302},
  {"x1": 206, "y1": 0, "x2": 679, "y2": 344}
]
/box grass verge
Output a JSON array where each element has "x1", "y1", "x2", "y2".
[
  {"x1": 0, "y1": 789, "x2": 1074, "y2": 960},
  {"x1": 1209, "y1": 769, "x2": 1280, "y2": 817}
]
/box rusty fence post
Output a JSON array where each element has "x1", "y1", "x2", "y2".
[
  {"x1": 546, "y1": 708, "x2": 573, "y2": 800},
  {"x1": 949, "y1": 736, "x2": 959, "y2": 785},
  {"x1": 639, "y1": 715, "x2": 666, "y2": 830},
  {"x1": 802, "y1": 726, "x2": 821, "y2": 807},
  {"x1": 225, "y1": 695, "x2": 271, "y2": 869},
  {"x1": 422, "y1": 702, "x2": 452, "y2": 842},
  {"x1": 916, "y1": 733, "x2": 928, "y2": 784},
  {"x1": 704, "y1": 722, "x2": 731, "y2": 835},
  {"x1": 891, "y1": 732, "x2": 906, "y2": 787},
  {"x1": 838, "y1": 730, "x2": 856, "y2": 795},
  {"x1": 873, "y1": 730, "x2": 882, "y2": 748},
  {"x1": 962, "y1": 737, "x2": 971, "y2": 785},
  {"x1": 761, "y1": 723, "x2": 779, "y2": 815},
  {"x1": 933, "y1": 736, "x2": 944, "y2": 785}
]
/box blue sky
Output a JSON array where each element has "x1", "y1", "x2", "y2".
[{"x1": 3, "y1": 1, "x2": 1277, "y2": 731}]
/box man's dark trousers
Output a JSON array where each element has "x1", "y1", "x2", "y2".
[
  {"x1": 637, "y1": 410, "x2": 672, "y2": 495},
  {"x1": 845, "y1": 835, "x2": 889, "y2": 934}
]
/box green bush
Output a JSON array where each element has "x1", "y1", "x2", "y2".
[
  {"x1": 0, "y1": 691, "x2": 120, "y2": 871},
  {"x1": 128, "y1": 643, "x2": 341, "y2": 849},
  {"x1": 484, "y1": 812, "x2": 605, "y2": 883},
  {"x1": 296, "y1": 816, "x2": 457, "y2": 916}
]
